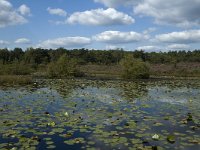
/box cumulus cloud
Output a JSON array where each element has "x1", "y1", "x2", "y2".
[
  {"x1": 134, "y1": 0, "x2": 200, "y2": 27},
  {"x1": 137, "y1": 45, "x2": 159, "y2": 51},
  {"x1": 167, "y1": 44, "x2": 190, "y2": 50},
  {"x1": 0, "y1": 0, "x2": 29, "y2": 27},
  {"x1": 94, "y1": 0, "x2": 139, "y2": 8},
  {"x1": 94, "y1": 31, "x2": 148, "y2": 44},
  {"x1": 15, "y1": 38, "x2": 31, "y2": 44},
  {"x1": 143, "y1": 27, "x2": 156, "y2": 34},
  {"x1": 47, "y1": 7, "x2": 67, "y2": 17},
  {"x1": 155, "y1": 30, "x2": 200, "y2": 44},
  {"x1": 18, "y1": 4, "x2": 31, "y2": 16},
  {"x1": 95, "y1": 0, "x2": 200, "y2": 27},
  {"x1": 67, "y1": 8, "x2": 134, "y2": 26},
  {"x1": 0, "y1": 40, "x2": 9, "y2": 45},
  {"x1": 37, "y1": 37, "x2": 91, "y2": 49},
  {"x1": 105, "y1": 45, "x2": 125, "y2": 50}
]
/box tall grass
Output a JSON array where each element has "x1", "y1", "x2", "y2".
[
  {"x1": 0, "y1": 75, "x2": 32, "y2": 85},
  {"x1": 0, "y1": 63, "x2": 33, "y2": 75}
]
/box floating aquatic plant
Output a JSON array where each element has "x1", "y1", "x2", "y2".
[
  {"x1": 152, "y1": 134, "x2": 159, "y2": 140},
  {"x1": 0, "y1": 79, "x2": 200, "y2": 149}
]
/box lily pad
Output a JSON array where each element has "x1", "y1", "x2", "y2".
[{"x1": 167, "y1": 135, "x2": 175, "y2": 144}]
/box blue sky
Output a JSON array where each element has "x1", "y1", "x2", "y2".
[{"x1": 0, "y1": 0, "x2": 200, "y2": 51}]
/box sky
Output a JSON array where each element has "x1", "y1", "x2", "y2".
[{"x1": 0, "y1": 0, "x2": 200, "y2": 51}]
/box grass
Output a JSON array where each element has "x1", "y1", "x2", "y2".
[
  {"x1": 0, "y1": 64, "x2": 34, "y2": 75},
  {"x1": 1, "y1": 62, "x2": 200, "y2": 84},
  {"x1": 78, "y1": 64, "x2": 122, "y2": 79},
  {"x1": 0, "y1": 75, "x2": 33, "y2": 85},
  {"x1": 150, "y1": 62, "x2": 200, "y2": 77},
  {"x1": 78, "y1": 63, "x2": 200, "y2": 79}
]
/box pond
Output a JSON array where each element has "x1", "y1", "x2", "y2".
[{"x1": 0, "y1": 79, "x2": 200, "y2": 150}]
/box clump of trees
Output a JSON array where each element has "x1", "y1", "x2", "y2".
[
  {"x1": 120, "y1": 55, "x2": 150, "y2": 79},
  {"x1": 47, "y1": 54, "x2": 81, "y2": 78}
]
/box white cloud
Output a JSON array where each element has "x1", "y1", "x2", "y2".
[
  {"x1": 105, "y1": 45, "x2": 125, "y2": 50},
  {"x1": 47, "y1": 7, "x2": 67, "y2": 17},
  {"x1": 94, "y1": 31, "x2": 148, "y2": 44},
  {"x1": 94, "y1": 0, "x2": 139, "y2": 8},
  {"x1": 143, "y1": 27, "x2": 156, "y2": 34},
  {"x1": 137, "y1": 45, "x2": 159, "y2": 51},
  {"x1": 95, "y1": 0, "x2": 200, "y2": 27},
  {"x1": 155, "y1": 30, "x2": 200, "y2": 44},
  {"x1": 134, "y1": 0, "x2": 200, "y2": 27},
  {"x1": 167, "y1": 44, "x2": 190, "y2": 50},
  {"x1": 37, "y1": 37, "x2": 91, "y2": 49},
  {"x1": 67, "y1": 8, "x2": 134, "y2": 26},
  {"x1": 0, "y1": 0, "x2": 28, "y2": 27},
  {"x1": 15, "y1": 38, "x2": 31, "y2": 44},
  {"x1": 0, "y1": 40, "x2": 9, "y2": 45},
  {"x1": 105, "y1": 45, "x2": 117, "y2": 50},
  {"x1": 18, "y1": 4, "x2": 31, "y2": 16}
]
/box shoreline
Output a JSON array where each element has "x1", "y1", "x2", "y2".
[{"x1": 1, "y1": 75, "x2": 200, "y2": 86}]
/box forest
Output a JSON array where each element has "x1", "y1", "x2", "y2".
[{"x1": 1, "y1": 48, "x2": 200, "y2": 64}]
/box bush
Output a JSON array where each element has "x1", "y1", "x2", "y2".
[
  {"x1": 47, "y1": 54, "x2": 82, "y2": 78},
  {"x1": 120, "y1": 55, "x2": 150, "y2": 79}
]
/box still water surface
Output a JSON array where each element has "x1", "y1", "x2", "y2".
[{"x1": 0, "y1": 79, "x2": 200, "y2": 150}]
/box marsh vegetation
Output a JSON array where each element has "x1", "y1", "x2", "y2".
[{"x1": 0, "y1": 48, "x2": 200, "y2": 81}]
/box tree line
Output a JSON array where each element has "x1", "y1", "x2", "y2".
[{"x1": 0, "y1": 47, "x2": 200, "y2": 65}]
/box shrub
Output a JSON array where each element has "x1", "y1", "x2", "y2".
[
  {"x1": 120, "y1": 55, "x2": 150, "y2": 79},
  {"x1": 47, "y1": 54, "x2": 82, "y2": 78}
]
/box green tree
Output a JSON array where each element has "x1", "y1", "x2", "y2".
[
  {"x1": 47, "y1": 54, "x2": 79, "y2": 78},
  {"x1": 120, "y1": 55, "x2": 150, "y2": 79},
  {"x1": 0, "y1": 49, "x2": 9, "y2": 64},
  {"x1": 13, "y1": 48, "x2": 24, "y2": 62}
]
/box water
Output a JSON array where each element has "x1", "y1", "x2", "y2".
[{"x1": 0, "y1": 79, "x2": 200, "y2": 150}]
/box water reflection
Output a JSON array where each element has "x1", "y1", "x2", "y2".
[
  {"x1": 0, "y1": 79, "x2": 200, "y2": 150},
  {"x1": 147, "y1": 86, "x2": 200, "y2": 104}
]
